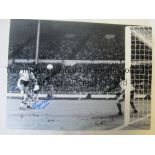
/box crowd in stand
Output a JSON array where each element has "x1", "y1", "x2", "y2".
[
  {"x1": 9, "y1": 39, "x2": 36, "y2": 59},
  {"x1": 8, "y1": 21, "x2": 126, "y2": 94},
  {"x1": 7, "y1": 63, "x2": 125, "y2": 94},
  {"x1": 9, "y1": 33, "x2": 124, "y2": 60}
]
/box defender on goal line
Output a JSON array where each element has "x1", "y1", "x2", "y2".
[{"x1": 116, "y1": 78, "x2": 138, "y2": 115}]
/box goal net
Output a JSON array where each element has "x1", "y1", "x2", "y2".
[{"x1": 123, "y1": 26, "x2": 152, "y2": 130}]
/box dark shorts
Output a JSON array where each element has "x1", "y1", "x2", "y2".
[
  {"x1": 116, "y1": 92, "x2": 125, "y2": 99},
  {"x1": 33, "y1": 90, "x2": 39, "y2": 94},
  {"x1": 20, "y1": 80, "x2": 29, "y2": 87}
]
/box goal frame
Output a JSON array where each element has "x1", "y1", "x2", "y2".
[{"x1": 113, "y1": 26, "x2": 152, "y2": 130}]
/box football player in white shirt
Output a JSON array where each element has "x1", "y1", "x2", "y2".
[
  {"x1": 116, "y1": 79, "x2": 137, "y2": 115},
  {"x1": 17, "y1": 68, "x2": 37, "y2": 109}
]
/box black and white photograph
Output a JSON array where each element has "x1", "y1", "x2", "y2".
[{"x1": 6, "y1": 19, "x2": 152, "y2": 130}]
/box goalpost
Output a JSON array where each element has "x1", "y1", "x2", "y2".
[
  {"x1": 35, "y1": 20, "x2": 41, "y2": 65},
  {"x1": 115, "y1": 26, "x2": 152, "y2": 130}
]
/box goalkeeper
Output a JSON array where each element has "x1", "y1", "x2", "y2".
[{"x1": 116, "y1": 79, "x2": 138, "y2": 115}]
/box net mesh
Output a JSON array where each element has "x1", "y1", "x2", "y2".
[{"x1": 130, "y1": 26, "x2": 152, "y2": 128}]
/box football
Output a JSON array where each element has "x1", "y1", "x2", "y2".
[{"x1": 47, "y1": 64, "x2": 53, "y2": 70}]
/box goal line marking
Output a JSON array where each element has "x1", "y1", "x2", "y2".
[{"x1": 111, "y1": 114, "x2": 151, "y2": 130}]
